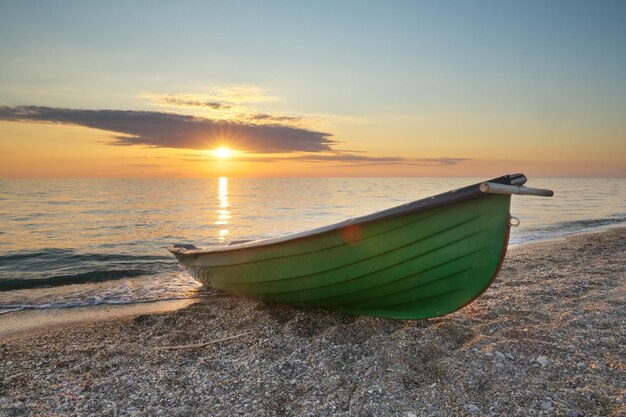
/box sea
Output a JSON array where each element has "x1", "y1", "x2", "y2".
[{"x1": 1, "y1": 177, "x2": 624, "y2": 312}]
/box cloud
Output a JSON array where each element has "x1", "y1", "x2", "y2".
[
  {"x1": 148, "y1": 95, "x2": 233, "y2": 110},
  {"x1": 0, "y1": 104, "x2": 471, "y2": 168},
  {"x1": 212, "y1": 85, "x2": 278, "y2": 103},
  {"x1": 180, "y1": 152, "x2": 469, "y2": 167},
  {"x1": 143, "y1": 91, "x2": 309, "y2": 128},
  {"x1": 123, "y1": 163, "x2": 180, "y2": 168},
  {"x1": 246, "y1": 113, "x2": 305, "y2": 124},
  {"x1": 0, "y1": 105, "x2": 335, "y2": 153},
  {"x1": 143, "y1": 85, "x2": 277, "y2": 109},
  {"x1": 292, "y1": 154, "x2": 469, "y2": 166},
  {"x1": 141, "y1": 87, "x2": 363, "y2": 131}
]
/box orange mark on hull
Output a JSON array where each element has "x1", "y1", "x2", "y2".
[{"x1": 340, "y1": 224, "x2": 362, "y2": 245}]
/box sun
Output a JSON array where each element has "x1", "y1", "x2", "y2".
[{"x1": 213, "y1": 146, "x2": 233, "y2": 159}]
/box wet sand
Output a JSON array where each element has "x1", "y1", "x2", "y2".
[
  {"x1": 0, "y1": 299, "x2": 198, "y2": 340},
  {"x1": 1, "y1": 228, "x2": 624, "y2": 416}
]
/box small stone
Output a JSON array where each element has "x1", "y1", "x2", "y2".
[
  {"x1": 407, "y1": 413, "x2": 417, "y2": 417},
  {"x1": 506, "y1": 353, "x2": 515, "y2": 360},
  {"x1": 536, "y1": 356, "x2": 549, "y2": 367},
  {"x1": 467, "y1": 404, "x2": 480, "y2": 414},
  {"x1": 495, "y1": 351, "x2": 505, "y2": 359},
  {"x1": 430, "y1": 383, "x2": 437, "y2": 388},
  {"x1": 576, "y1": 362, "x2": 586, "y2": 370},
  {"x1": 541, "y1": 400, "x2": 553, "y2": 410},
  {"x1": 571, "y1": 411, "x2": 583, "y2": 417}
]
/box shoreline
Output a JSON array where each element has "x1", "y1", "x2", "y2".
[
  {"x1": 508, "y1": 221, "x2": 626, "y2": 248},
  {"x1": 1, "y1": 228, "x2": 624, "y2": 416},
  {"x1": 1, "y1": 225, "x2": 622, "y2": 340},
  {"x1": 0, "y1": 299, "x2": 199, "y2": 340}
]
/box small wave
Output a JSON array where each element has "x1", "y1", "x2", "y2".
[
  {"x1": 0, "y1": 248, "x2": 175, "y2": 291},
  {"x1": 0, "y1": 308, "x2": 24, "y2": 315},
  {"x1": 0, "y1": 269, "x2": 150, "y2": 291},
  {"x1": 0, "y1": 271, "x2": 204, "y2": 311},
  {"x1": 0, "y1": 295, "x2": 204, "y2": 311},
  {"x1": 512, "y1": 215, "x2": 626, "y2": 245},
  {"x1": 0, "y1": 248, "x2": 73, "y2": 262},
  {"x1": 0, "y1": 249, "x2": 169, "y2": 263},
  {"x1": 552, "y1": 215, "x2": 626, "y2": 230}
]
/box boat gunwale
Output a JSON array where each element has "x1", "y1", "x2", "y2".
[{"x1": 169, "y1": 173, "x2": 525, "y2": 256}]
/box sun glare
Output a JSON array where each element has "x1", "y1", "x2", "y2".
[{"x1": 214, "y1": 146, "x2": 233, "y2": 159}]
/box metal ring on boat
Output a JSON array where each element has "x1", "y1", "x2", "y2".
[{"x1": 509, "y1": 216, "x2": 520, "y2": 227}]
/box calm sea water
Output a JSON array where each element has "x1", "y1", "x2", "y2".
[{"x1": 1, "y1": 177, "x2": 624, "y2": 311}]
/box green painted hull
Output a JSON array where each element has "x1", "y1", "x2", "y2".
[{"x1": 171, "y1": 191, "x2": 512, "y2": 319}]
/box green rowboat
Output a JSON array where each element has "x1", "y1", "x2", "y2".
[{"x1": 170, "y1": 174, "x2": 553, "y2": 319}]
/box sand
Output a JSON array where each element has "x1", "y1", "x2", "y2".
[
  {"x1": 1, "y1": 228, "x2": 624, "y2": 417},
  {"x1": 0, "y1": 300, "x2": 198, "y2": 340}
]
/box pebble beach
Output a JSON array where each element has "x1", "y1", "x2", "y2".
[{"x1": 1, "y1": 228, "x2": 624, "y2": 417}]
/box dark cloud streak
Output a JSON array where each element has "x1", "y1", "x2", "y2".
[
  {"x1": 158, "y1": 97, "x2": 231, "y2": 109},
  {"x1": 246, "y1": 113, "x2": 304, "y2": 124},
  {"x1": 180, "y1": 152, "x2": 469, "y2": 167},
  {"x1": 0, "y1": 105, "x2": 334, "y2": 153}
]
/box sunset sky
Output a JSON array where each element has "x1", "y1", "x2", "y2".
[{"x1": 1, "y1": 1, "x2": 624, "y2": 178}]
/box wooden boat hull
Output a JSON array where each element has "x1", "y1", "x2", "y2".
[{"x1": 170, "y1": 177, "x2": 522, "y2": 319}]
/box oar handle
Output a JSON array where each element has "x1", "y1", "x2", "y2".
[{"x1": 480, "y1": 182, "x2": 554, "y2": 197}]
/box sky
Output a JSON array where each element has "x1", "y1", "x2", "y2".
[{"x1": 0, "y1": 1, "x2": 625, "y2": 178}]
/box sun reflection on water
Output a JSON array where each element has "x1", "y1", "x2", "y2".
[{"x1": 215, "y1": 177, "x2": 230, "y2": 242}]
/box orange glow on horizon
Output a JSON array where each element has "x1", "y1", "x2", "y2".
[{"x1": 0, "y1": 121, "x2": 624, "y2": 178}]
